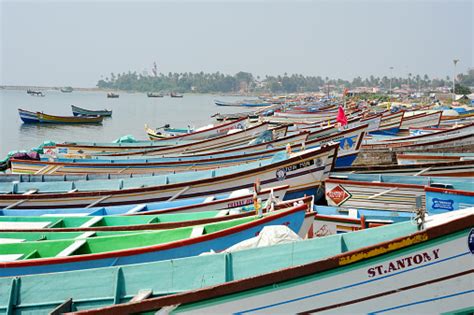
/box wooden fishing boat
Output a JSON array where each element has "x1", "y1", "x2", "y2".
[
  {"x1": 298, "y1": 113, "x2": 382, "y2": 133},
  {"x1": 11, "y1": 135, "x2": 308, "y2": 175},
  {"x1": 0, "y1": 204, "x2": 308, "y2": 276},
  {"x1": 396, "y1": 152, "x2": 474, "y2": 165},
  {"x1": 335, "y1": 159, "x2": 474, "y2": 177},
  {"x1": 47, "y1": 131, "x2": 308, "y2": 162},
  {"x1": 47, "y1": 123, "x2": 280, "y2": 156},
  {"x1": 145, "y1": 117, "x2": 250, "y2": 141},
  {"x1": 170, "y1": 92, "x2": 183, "y2": 98},
  {"x1": 325, "y1": 173, "x2": 473, "y2": 212},
  {"x1": 71, "y1": 105, "x2": 112, "y2": 117},
  {"x1": 399, "y1": 111, "x2": 442, "y2": 130},
  {"x1": 0, "y1": 196, "x2": 312, "y2": 233},
  {"x1": 368, "y1": 110, "x2": 404, "y2": 135},
  {"x1": 0, "y1": 145, "x2": 339, "y2": 208},
  {"x1": 212, "y1": 103, "x2": 284, "y2": 121},
  {"x1": 362, "y1": 123, "x2": 474, "y2": 151},
  {"x1": 214, "y1": 99, "x2": 246, "y2": 107},
  {"x1": 18, "y1": 109, "x2": 103, "y2": 124},
  {"x1": 106, "y1": 93, "x2": 119, "y2": 98},
  {"x1": 37, "y1": 209, "x2": 473, "y2": 314},
  {"x1": 30, "y1": 91, "x2": 45, "y2": 97},
  {"x1": 10, "y1": 124, "x2": 365, "y2": 174},
  {"x1": 0, "y1": 185, "x2": 288, "y2": 215}
]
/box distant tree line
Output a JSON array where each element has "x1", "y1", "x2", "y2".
[{"x1": 97, "y1": 69, "x2": 474, "y2": 94}]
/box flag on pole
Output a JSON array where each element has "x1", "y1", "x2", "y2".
[{"x1": 336, "y1": 106, "x2": 348, "y2": 126}]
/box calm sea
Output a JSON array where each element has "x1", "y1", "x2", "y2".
[{"x1": 0, "y1": 90, "x2": 252, "y2": 158}]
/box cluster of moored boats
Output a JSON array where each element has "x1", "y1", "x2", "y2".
[{"x1": 1, "y1": 94, "x2": 473, "y2": 314}]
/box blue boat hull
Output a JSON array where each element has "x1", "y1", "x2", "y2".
[
  {"x1": 426, "y1": 190, "x2": 473, "y2": 214},
  {"x1": 368, "y1": 127, "x2": 400, "y2": 136}
]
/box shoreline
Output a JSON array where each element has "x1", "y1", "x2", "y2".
[{"x1": 0, "y1": 86, "x2": 260, "y2": 96}]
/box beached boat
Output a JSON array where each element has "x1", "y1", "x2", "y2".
[
  {"x1": 368, "y1": 110, "x2": 404, "y2": 135},
  {"x1": 0, "y1": 184, "x2": 287, "y2": 214},
  {"x1": 71, "y1": 105, "x2": 112, "y2": 117},
  {"x1": 0, "y1": 196, "x2": 312, "y2": 233},
  {"x1": 362, "y1": 123, "x2": 474, "y2": 151},
  {"x1": 214, "y1": 99, "x2": 246, "y2": 107},
  {"x1": 145, "y1": 117, "x2": 250, "y2": 141},
  {"x1": 396, "y1": 152, "x2": 474, "y2": 165},
  {"x1": 32, "y1": 209, "x2": 472, "y2": 314},
  {"x1": 50, "y1": 123, "x2": 284, "y2": 157},
  {"x1": 399, "y1": 111, "x2": 442, "y2": 130},
  {"x1": 106, "y1": 93, "x2": 119, "y2": 98},
  {"x1": 0, "y1": 145, "x2": 339, "y2": 208},
  {"x1": 0, "y1": 204, "x2": 308, "y2": 276},
  {"x1": 10, "y1": 124, "x2": 365, "y2": 174},
  {"x1": 335, "y1": 159, "x2": 474, "y2": 177},
  {"x1": 325, "y1": 173, "x2": 473, "y2": 212},
  {"x1": 18, "y1": 109, "x2": 103, "y2": 124}
]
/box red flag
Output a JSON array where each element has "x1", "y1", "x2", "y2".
[{"x1": 336, "y1": 106, "x2": 348, "y2": 126}]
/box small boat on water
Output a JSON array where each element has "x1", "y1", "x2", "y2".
[
  {"x1": 60, "y1": 87, "x2": 73, "y2": 93},
  {"x1": 18, "y1": 109, "x2": 103, "y2": 124},
  {"x1": 170, "y1": 92, "x2": 183, "y2": 98},
  {"x1": 147, "y1": 92, "x2": 164, "y2": 98},
  {"x1": 71, "y1": 105, "x2": 112, "y2": 117},
  {"x1": 26, "y1": 89, "x2": 45, "y2": 97},
  {"x1": 107, "y1": 92, "x2": 119, "y2": 98},
  {"x1": 23, "y1": 209, "x2": 471, "y2": 314}
]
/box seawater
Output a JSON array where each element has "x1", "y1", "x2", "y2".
[{"x1": 0, "y1": 89, "x2": 251, "y2": 157}]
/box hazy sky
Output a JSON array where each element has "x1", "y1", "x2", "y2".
[{"x1": 1, "y1": 0, "x2": 472, "y2": 87}]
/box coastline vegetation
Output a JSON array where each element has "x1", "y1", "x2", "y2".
[{"x1": 96, "y1": 69, "x2": 474, "y2": 94}]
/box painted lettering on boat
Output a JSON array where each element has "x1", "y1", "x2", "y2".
[
  {"x1": 227, "y1": 198, "x2": 253, "y2": 208},
  {"x1": 432, "y1": 198, "x2": 454, "y2": 211},
  {"x1": 367, "y1": 248, "x2": 440, "y2": 278},
  {"x1": 326, "y1": 185, "x2": 351, "y2": 206},
  {"x1": 275, "y1": 159, "x2": 316, "y2": 181},
  {"x1": 217, "y1": 123, "x2": 243, "y2": 133},
  {"x1": 338, "y1": 233, "x2": 429, "y2": 266}
]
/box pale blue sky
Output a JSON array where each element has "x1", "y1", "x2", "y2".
[{"x1": 1, "y1": 0, "x2": 472, "y2": 87}]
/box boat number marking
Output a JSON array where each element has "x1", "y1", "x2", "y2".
[{"x1": 275, "y1": 159, "x2": 315, "y2": 180}]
